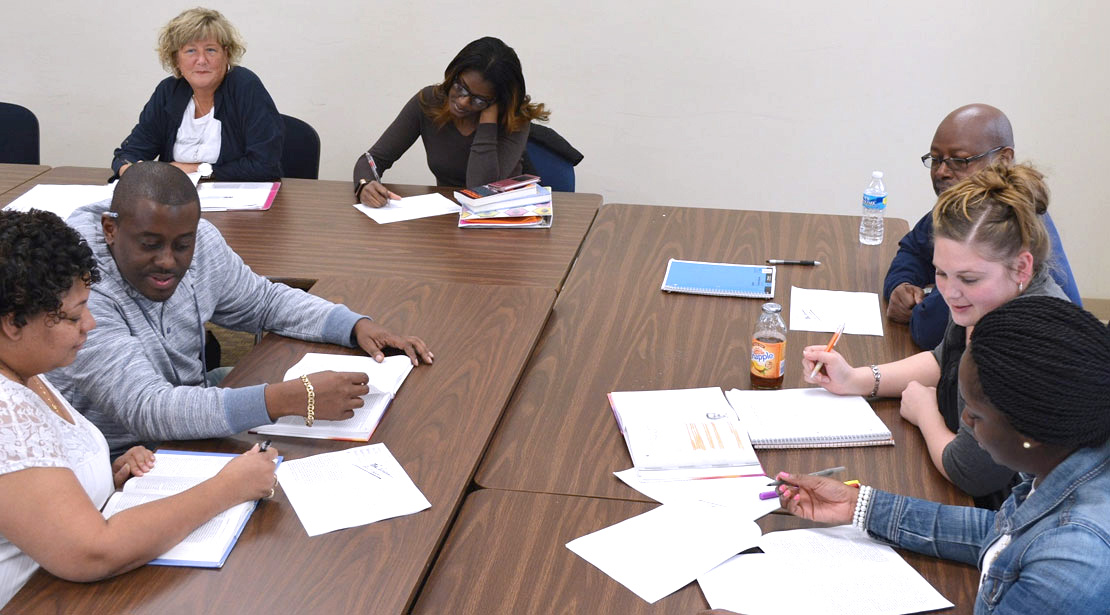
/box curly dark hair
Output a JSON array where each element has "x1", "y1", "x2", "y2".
[{"x1": 0, "y1": 209, "x2": 101, "y2": 327}]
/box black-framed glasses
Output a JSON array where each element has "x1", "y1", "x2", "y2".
[
  {"x1": 450, "y1": 78, "x2": 493, "y2": 109},
  {"x1": 921, "y1": 146, "x2": 1005, "y2": 171}
]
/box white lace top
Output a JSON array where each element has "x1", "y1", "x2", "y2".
[{"x1": 0, "y1": 375, "x2": 112, "y2": 608}]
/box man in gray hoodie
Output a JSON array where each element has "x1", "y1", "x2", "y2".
[{"x1": 51, "y1": 162, "x2": 433, "y2": 456}]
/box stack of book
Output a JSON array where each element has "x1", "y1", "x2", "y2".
[{"x1": 453, "y1": 174, "x2": 553, "y2": 228}]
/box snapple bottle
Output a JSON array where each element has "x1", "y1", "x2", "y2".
[{"x1": 750, "y1": 303, "x2": 787, "y2": 389}]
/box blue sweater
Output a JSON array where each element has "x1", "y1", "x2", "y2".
[
  {"x1": 883, "y1": 212, "x2": 1082, "y2": 349},
  {"x1": 111, "y1": 67, "x2": 284, "y2": 181}
]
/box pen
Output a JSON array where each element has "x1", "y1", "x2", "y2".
[
  {"x1": 809, "y1": 322, "x2": 846, "y2": 379},
  {"x1": 766, "y1": 465, "x2": 845, "y2": 487},
  {"x1": 766, "y1": 259, "x2": 821, "y2": 266},
  {"x1": 259, "y1": 440, "x2": 272, "y2": 452},
  {"x1": 759, "y1": 476, "x2": 858, "y2": 500},
  {"x1": 364, "y1": 151, "x2": 382, "y2": 183}
]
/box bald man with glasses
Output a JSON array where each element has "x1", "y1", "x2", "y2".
[{"x1": 883, "y1": 104, "x2": 1082, "y2": 348}]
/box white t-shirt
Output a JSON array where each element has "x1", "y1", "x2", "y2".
[
  {"x1": 172, "y1": 98, "x2": 222, "y2": 164},
  {"x1": 0, "y1": 375, "x2": 113, "y2": 608}
]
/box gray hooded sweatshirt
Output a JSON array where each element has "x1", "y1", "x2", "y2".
[{"x1": 50, "y1": 200, "x2": 365, "y2": 456}]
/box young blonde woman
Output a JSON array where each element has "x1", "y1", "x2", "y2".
[{"x1": 802, "y1": 162, "x2": 1068, "y2": 506}]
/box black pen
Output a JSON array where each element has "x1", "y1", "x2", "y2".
[
  {"x1": 767, "y1": 259, "x2": 821, "y2": 266},
  {"x1": 766, "y1": 465, "x2": 845, "y2": 487},
  {"x1": 259, "y1": 440, "x2": 272, "y2": 452}
]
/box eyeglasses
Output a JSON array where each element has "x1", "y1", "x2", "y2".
[
  {"x1": 920, "y1": 146, "x2": 1006, "y2": 171},
  {"x1": 450, "y1": 79, "x2": 493, "y2": 110}
]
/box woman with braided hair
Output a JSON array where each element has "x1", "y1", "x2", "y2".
[
  {"x1": 802, "y1": 161, "x2": 1069, "y2": 507},
  {"x1": 766, "y1": 297, "x2": 1110, "y2": 614}
]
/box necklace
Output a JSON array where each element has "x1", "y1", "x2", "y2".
[
  {"x1": 31, "y1": 376, "x2": 69, "y2": 420},
  {"x1": 0, "y1": 357, "x2": 69, "y2": 421}
]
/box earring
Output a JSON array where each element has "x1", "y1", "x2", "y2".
[
  {"x1": 1023, "y1": 441, "x2": 1032, "y2": 449},
  {"x1": 1018, "y1": 281, "x2": 1024, "y2": 292}
]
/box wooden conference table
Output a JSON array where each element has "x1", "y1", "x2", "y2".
[
  {"x1": 0, "y1": 166, "x2": 602, "y2": 290},
  {"x1": 0, "y1": 163, "x2": 50, "y2": 195},
  {"x1": 7, "y1": 276, "x2": 558, "y2": 614},
  {"x1": 4, "y1": 177, "x2": 977, "y2": 612},
  {"x1": 420, "y1": 204, "x2": 977, "y2": 614}
]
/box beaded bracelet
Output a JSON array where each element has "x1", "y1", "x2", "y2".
[
  {"x1": 852, "y1": 485, "x2": 873, "y2": 532},
  {"x1": 301, "y1": 374, "x2": 316, "y2": 427},
  {"x1": 868, "y1": 364, "x2": 881, "y2": 398}
]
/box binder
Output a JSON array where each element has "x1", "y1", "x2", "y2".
[{"x1": 661, "y1": 259, "x2": 775, "y2": 299}]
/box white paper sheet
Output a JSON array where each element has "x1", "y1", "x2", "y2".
[
  {"x1": 566, "y1": 502, "x2": 761, "y2": 604},
  {"x1": 3, "y1": 184, "x2": 115, "y2": 222},
  {"x1": 253, "y1": 354, "x2": 413, "y2": 440},
  {"x1": 276, "y1": 443, "x2": 430, "y2": 536},
  {"x1": 614, "y1": 469, "x2": 781, "y2": 521},
  {"x1": 197, "y1": 182, "x2": 277, "y2": 211},
  {"x1": 789, "y1": 286, "x2": 884, "y2": 336},
  {"x1": 698, "y1": 525, "x2": 953, "y2": 615},
  {"x1": 352, "y1": 192, "x2": 461, "y2": 224}
]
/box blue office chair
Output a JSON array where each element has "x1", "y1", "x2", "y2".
[
  {"x1": 523, "y1": 124, "x2": 583, "y2": 192},
  {"x1": 0, "y1": 102, "x2": 40, "y2": 165},
  {"x1": 280, "y1": 114, "x2": 321, "y2": 179}
]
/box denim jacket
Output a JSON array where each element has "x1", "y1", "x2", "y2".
[{"x1": 864, "y1": 439, "x2": 1110, "y2": 614}]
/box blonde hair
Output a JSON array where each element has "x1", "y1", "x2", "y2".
[
  {"x1": 932, "y1": 161, "x2": 1051, "y2": 276},
  {"x1": 156, "y1": 7, "x2": 246, "y2": 78}
]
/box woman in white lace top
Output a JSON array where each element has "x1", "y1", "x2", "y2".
[{"x1": 0, "y1": 210, "x2": 279, "y2": 607}]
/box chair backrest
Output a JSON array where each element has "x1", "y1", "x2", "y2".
[
  {"x1": 280, "y1": 114, "x2": 320, "y2": 180},
  {"x1": 523, "y1": 124, "x2": 582, "y2": 193},
  {"x1": 526, "y1": 140, "x2": 575, "y2": 192},
  {"x1": 0, "y1": 103, "x2": 40, "y2": 165}
]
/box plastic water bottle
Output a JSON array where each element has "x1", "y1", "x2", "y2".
[{"x1": 859, "y1": 171, "x2": 886, "y2": 245}]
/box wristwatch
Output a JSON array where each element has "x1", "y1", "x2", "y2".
[{"x1": 197, "y1": 162, "x2": 213, "y2": 180}]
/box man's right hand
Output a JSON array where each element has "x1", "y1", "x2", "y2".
[
  {"x1": 264, "y1": 371, "x2": 371, "y2": 422},
  {"x1": 886, "y1": 282, "x2": 925, "y2": 323}
]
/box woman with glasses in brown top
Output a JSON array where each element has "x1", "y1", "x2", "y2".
[{"x1": 353, "y1": 37, "x2": 549, "y2": 206}]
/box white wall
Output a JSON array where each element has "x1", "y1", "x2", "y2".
[{"x1": 4, "y1": 0, "x2": 1108, "y2": 297}]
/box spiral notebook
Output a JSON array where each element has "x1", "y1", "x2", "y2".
[
  {"x1": 661, "y1": 259, "x2": 776, "y2": 299},
  {"x1": 725, "y1": 388, "x2": 893, "y2": 449}
]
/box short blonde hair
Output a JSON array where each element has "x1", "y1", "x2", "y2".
[{"x1": 156, "y1": 7, "x2": 246, "y2": 78}]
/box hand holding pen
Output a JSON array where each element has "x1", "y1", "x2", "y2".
[
  {"x1": 809, "y1": 323, "x2": 846, "y2": 379},
  {"x1": 771, "y1": 470, "x2": 859, "y2": 524},
  {"x1": 358, "y1": 151, "x2": 401, "y2": 208}
]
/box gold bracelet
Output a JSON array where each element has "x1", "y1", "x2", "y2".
[{"x1": 301, "y1": 374, "x2": 315, "y2": 426}]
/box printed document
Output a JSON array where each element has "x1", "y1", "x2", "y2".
[
  {"x1": 789, "y1": 286, "x2": 884, "y2": 336},
  {"x1": 101, "y1": 450, "x2": 265, "y2": 567},
  {"x1": 614, "y1": 469, "x2": 781, "y2": 521},
  {"x1": 253, "y1": 353, "x2": 412, "y2": 441},
  {"x1": 566, "y1": 502, "x2": 761, "y2": 604},
  {"x1": 276, "y1": 443, "x2": 430, "y2": 536},
  {"x1": 353, "y1": 192, "x2": 460, "y2": 224},
  {"x1": 698, "y1": 525, "x2": 953, "y2": 614},
  {"x1": 4, "y1": 184, "x2": 115, "y2": 222}
]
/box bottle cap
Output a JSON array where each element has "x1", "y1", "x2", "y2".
[
  {"x1": 761, "y1": 302, "x2": 782, "y2": 313},
  {"x1": 872, "y1": 171, "x2": 883, "y2": 179}
]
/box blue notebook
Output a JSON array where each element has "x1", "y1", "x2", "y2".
[{"x1": 660, "y1": 259, "x2": 776, "y2": 299}]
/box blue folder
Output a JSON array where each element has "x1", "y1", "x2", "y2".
[{"x1": 660, "y1": 259, "x2": 776, "y2": 299}]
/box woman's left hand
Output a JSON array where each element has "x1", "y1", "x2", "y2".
[
  {"x1": 112, "y1": 446, "x2": 156, "y2": 488},
  {"x1": 899, "y1": 381, "x2": 938, "y2": 427}
]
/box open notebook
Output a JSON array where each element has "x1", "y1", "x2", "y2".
[
  {"x1": 725, "y1": 388, "x2": 893, "y2": 449},
  {"x1": 608, "y1": 386, "x2": 764, "y2": 480}
]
